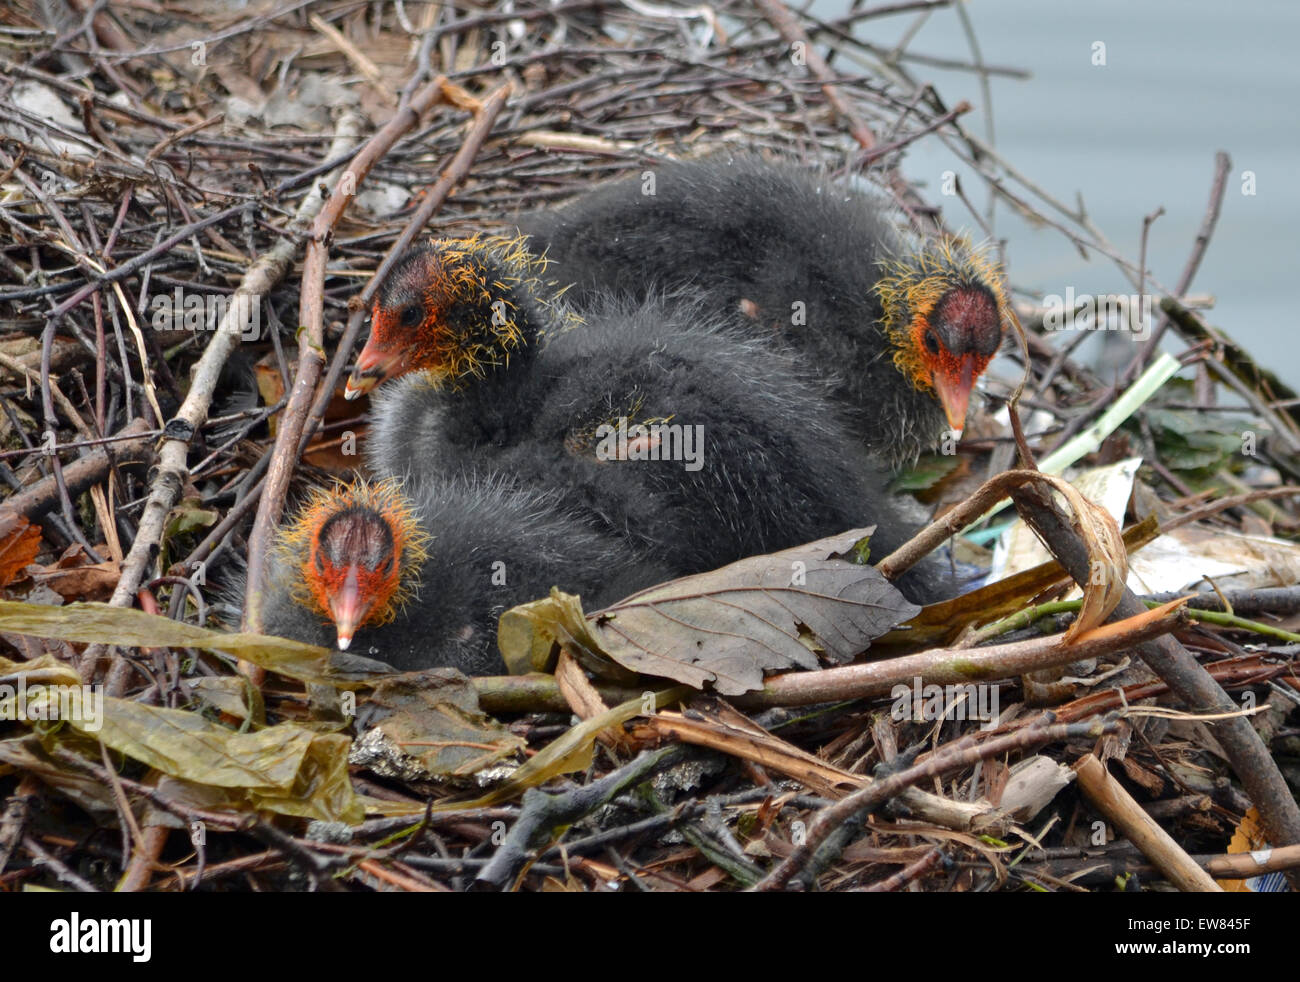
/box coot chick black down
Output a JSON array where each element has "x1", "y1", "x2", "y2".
[
  {"x1": 346, "y1": 235, "x2": 959, "y2": 602},
  {"x1": 516, "y1": 157, "x2": 1014, "y2": 467}
]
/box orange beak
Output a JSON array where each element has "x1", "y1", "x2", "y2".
[
  {"x1": 344, "y1": 336, "x2": 412, "y2": 401},
  {"x1": 933, "y1": 355, "x2": 977, "y2": 432},
  {"x1": 328, "y1": 564, "x2": 370, "y2": 650}
]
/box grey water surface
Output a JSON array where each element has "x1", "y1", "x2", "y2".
[{"x1": 818, "y1": 0, "x2": 1298, "y2": 386}]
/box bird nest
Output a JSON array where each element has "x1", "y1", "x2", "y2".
[{"x1": 1, "y1": 0, "x2": 1298, "y2": 897}]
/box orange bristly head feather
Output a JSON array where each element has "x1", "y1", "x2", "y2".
[
  {"x1": 344, "y1": 233, "x2": 579, "y2": 399},
  {"x1": 277, "y1": 478, "x2": 430, "y2": 650},
  {"x1": 875, "y1": 237, "x2": 1011, "y2": 431}
]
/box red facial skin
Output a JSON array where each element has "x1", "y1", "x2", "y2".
[
  {"x1": 345, "y1": 251, "x2": 448, "y2": 400},
  {"x1": 303, "y1": 510, "x2": 400, "y2": 650},
  {"x1": 910, "y1": 285, "x2": 1002, "y2": 431},
  {"x1": 928, "y1": 349, "x2": 992, "y2": 431},
  {"x1": 344, "y1": 303, "x2": 437, "y2": 399}
]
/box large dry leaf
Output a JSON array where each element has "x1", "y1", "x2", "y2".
[
  {"x1": 0, "y1": 600, "x2": 391, "y2": 687},
  {"x1": 0, "y1": 669, "x2": 364, "y2": 823},
  {"x1": 501, "y1": 529, "x2": 919, "y2": 696},
  {"x1": 13, "y1": 688, "x2": 363, "y2": 824}
]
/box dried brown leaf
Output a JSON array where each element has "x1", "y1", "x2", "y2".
[
  {"x1": 33, "y1": 560, "x2": 121, "y2": 601},
  {"x1": 0, "y1": 512, "x2": 40, "y2": 588},
  {"x1": 501, "y1": 529, "x2": 918, "y2": 696}
]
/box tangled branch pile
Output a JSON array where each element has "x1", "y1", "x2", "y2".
[{"x1": 0, "y1": 0, "x2": 1298, "y2": 893}]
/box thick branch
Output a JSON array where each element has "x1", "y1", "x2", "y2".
[{"x1": 736, "y1": 601, "x2": 1184, "y2": 708}]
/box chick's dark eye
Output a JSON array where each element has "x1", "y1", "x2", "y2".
[
  {"x1": 923, "y1": 329, "x2": 940, "y2": 356},
  {"x1": 399, "y1": 305, "x2": 422, "y2": 328},
  {"x1": 314, "y1": 551, "x2": 326, "y2": 573}
]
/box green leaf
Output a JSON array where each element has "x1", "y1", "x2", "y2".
[{"x1": 889, "y1": 453, "x2": 960, "y2": 493}]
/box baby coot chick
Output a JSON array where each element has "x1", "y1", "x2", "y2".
[
  {"x1": 261, "y1": 476, "x2": 666, "y2": 674},
  {"x1": 346, "y1": 236, "x2": 957, "y2": 602},
  {"x1": 515, "y1": 156, "x2": 1014, "y2": 466}
]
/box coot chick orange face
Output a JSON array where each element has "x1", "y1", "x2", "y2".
[
  {"x1": 345, "y1": 235, "x2": 574, "y2": 398},
  {"x1": 877, "y1": 237, "x2": 1008, "y2": 431},
  {"x1": 258, "y1": 475, "x2": 670, "y2": 674},
  {"x1": 278, "y1": 479, "x2": 428, "y2": 651}
]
